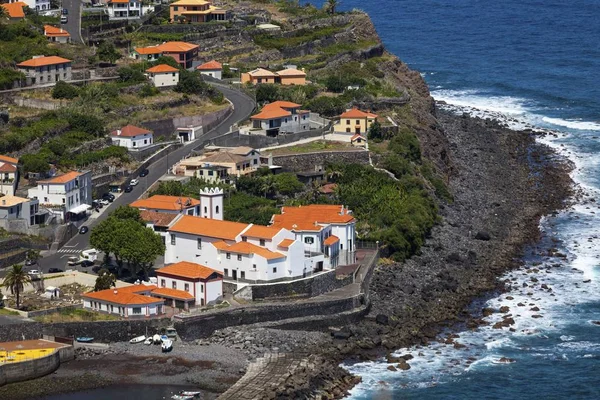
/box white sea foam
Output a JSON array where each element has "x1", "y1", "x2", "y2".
[
  {"x1": 542, "y1": 117, "x2": 600, "y2": 132},
  {"x1": 432, "y1": 89, "x2": 529, "y2": 115}
]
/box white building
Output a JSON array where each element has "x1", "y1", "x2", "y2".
[
  {"x1": 0, "y1": 196, "x2": 40, "y2": 228},
  {"x1": 106, "y1": 0, "x2": 145, "y2": 19},
  {"x1": 82, "y1": 284, "x2": 165, "y2": 318},
  {"x1": 110, "y1": 125, "x2": 154, "y2": 149},
  {"x1": 155, "y1": 261, "x2": 223, "y2": 308},
  {"x1": 0, "y1": 155, "x2": 19, "y2": 197},
  {"x1": 146, "y1": 64, "x2": 179, "y2": 87},
  {"x1": 7, "y1": 0, "x2": 49, "y2": 12},
  {"x1": 271, "y1": 205, "x2": 357, "y2": 267},
  {"x1": 248, "y1": 101, "x2": 311, "y2": 136},
  {"x1": 163, "y1": 188, "x2": 326, "y2": 282},
  {"x1": 196, "y1": 60, "x2": 222, "y2": 80},
  {"x1": 28, "y1": 170, "x2": 92, "y2": 222},
  {"x1": 131, "y1": 195, "x2": 200, "y2": 216}
]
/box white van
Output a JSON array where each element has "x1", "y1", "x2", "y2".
[{"x1": 81, "y1": 249, "x2": 98, "y2": 262}]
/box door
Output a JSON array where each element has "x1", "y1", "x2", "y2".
[
  {"x1": 232, "y1": 270, "x2": 237, "y2": 280},
  {"x1": 355, "y1": 128, "x2": 361, "y2": 134}
]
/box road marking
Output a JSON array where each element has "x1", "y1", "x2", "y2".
[{"x1": 58, "y1": 248, "x2": 81, "y2": 254}]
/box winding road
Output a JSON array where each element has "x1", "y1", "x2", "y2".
[{"x1": 31, "y1": 84, "x2": 255, "y2": 275}]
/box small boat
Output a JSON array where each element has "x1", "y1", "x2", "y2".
[
  {"x1": 180, "y1": 391, "x2": 202, "y2": 397},
  {"x1": 171, "y1": 395, "x2": 194, "y2": 400},
  {"x1": 161, "y1": 339, "x2": 173, "y2": 352},
  {"x1": 144, "y1": 337, "x2": 153, "y2": 345},
  {"x1": 153, "y1": 334, "x2": 162, "y2": 344},
  {"x1": 166, "y1": 327, "x2": 178, "y2": 340},
  {"x1": 76, "y1": 337, "x2": 94, "y2": 343},
  {"x1": 129, "y1": 335, "x2": 146, "y2": 344},
  {"x1": 161, "y1": 334, "x2": 169, "y2": 342}
]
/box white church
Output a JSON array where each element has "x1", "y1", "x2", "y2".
[{"x1": 135, "y1": 188, "x2": 357, "y2": 283}]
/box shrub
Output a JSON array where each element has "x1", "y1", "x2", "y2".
[
  {"x1": 117, "y1": 65, "x2": 146, "y2": 84},
  {"x1": 304, "y1": 96, "x2": 345, "y2": 117},
  {"x1": 52, "y1": 81, "x2": 79, "y2": 99},
  {"x1": 138, "y1": 84, "x2": 159, "y2": 98}
]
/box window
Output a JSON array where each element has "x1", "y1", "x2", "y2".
[
  {"x1": 173, "y1": 6, "x2": 178, "y2": 10},
  {"x1": 259, "y1": 239, "x2": 265, "y2": 246},
  {"x1": 253, "y1": 159, "x2": 258, "y2": 165},
  {"x1": 62, "y1": 198, "x2": 65, "y2": 204},
  {"x1": 172, "y1": 72, "x2": 175, "y2": 77},
  {"x1": 242, "y1": 236, "x2": 247, "y2": 242},
  {"x1": 237, "y1": 254, "x2": 242, "y2": 261},
  {"x1": 216, "y1": 205, "x2": 220, "y2": 214},
  {"x1": 240, "y1": 271, "x2": 245, "y2": 280},
  {"x1": 200, "y1": 284, "x2": 204, "y2": 293},
  {"x1": 304, "y1": 237, "x2": 314, "y2": 244},
  {"x1": 272, "y1": 267, "x2": 277, "y2": 273},
  {"x1": 346, "y1": 119, "x2": 350, "y2": 125},
  {"x1": 346, "y1": 128, "x2": 351, "y2": 133},
  {"x1": 208, "y1": 170, "x2": 214, "y2": 176},
  {"x1": 133, "y1": 142, "x2": 137, "y2": 147},
  {"x1": 197, "y1": 238, "x2": 202, "y2": 249},
  {"x1": 204, "y1": 206, "x2": 207, "y2": 213},
  {"x1": 172, "y1": 281, "x2": 177, "y2": 289},
  {"x1": 161, "y1": 279, "x2": 166, "y2": 288},
  {"x1": 253, "y1": 264, "x2": 257, "y2": 269},
  {"x1": 199, "y1": 170, "x2": 204, "y2": 176},
  {"x1": 170, "y1": 234, "x2": 176, "y2": 245},
  {"x1": 224, "y1": 268, "x2": 228, "y2": 277},
  {"x1": 226, "y1": 253, "x2": 231, "y2": 259},
  {"x1": 110, "y1": 305, "x2": 114, "y2": 313},
  {"x1": 184, "y1": 283, "x2": 189, "y2": 292},
  {"x1": 132, "y1": 307, "x2": 142, "y2": 315},
  {"x1": 356, "y1": 120, "x2": 360, "y2": 124},
  {"x1": 44, "y1": 197, "x2": 48, "y2": 202},
  {"x1": 144, "y1": 139, "x2": 147, "y2": 144}
]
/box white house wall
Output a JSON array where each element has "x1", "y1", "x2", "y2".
[
  {"x1": 112, "y1": 133, "x2": 153, "y2": 149},
  {"x1": 151, "y1": 72, "x2": 179, "y2": 87},
  {"x1": 206, "y1": 280, "x2": 222, "y2": 303}
]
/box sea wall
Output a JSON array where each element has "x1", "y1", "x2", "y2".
[{"x1": 0, "y1": 351, "x2": 60, "y2": 386}]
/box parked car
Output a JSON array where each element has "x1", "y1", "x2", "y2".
[
  {"x1": 48, "y1": 268, "x2": 63, "y2": 273},
  {"x1": 67, "y1": 256, "x2": 80, "y2": 266},
  {"x1": 100, "y1": 199, "x2": 109, "y2": 206},
  {"x1": 92, "y1": 200, "x2": 103, "y2": 209},
  {"x1": 62, "y1": 8, "x2": 68, "y2": 15},
  {"x1": 139, "y1": 169, "x2": 149, "y2": 177},
  {"x1": 79, "y1": 226, "x2": 89, "y2": 234},
  {"x1": 81, "y1": 260, "x2": 94, "y2": 268},
  {"x1": 60, "y1": 15, "x2": 68, "y2": 23},
  {"x1": 130, "y1": 179, "x2": 140, "y2": 186},
  {"x1": 25, "y1": 259, "x2": 36, "y2": 266},
  {"x1": 124, "y1": 185, "x2": 133, "y2": 193},
  {"x1": 28, "y1": 269, "x2": 40, "y2": 275},
  {"x1": 102, "y1": 193, "x2": 115, "y2": 202}
]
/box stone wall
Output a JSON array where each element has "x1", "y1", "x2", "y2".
[
  {"x1": 173, "y1": 296, "x2": 362, "y2": 340},
  {"x1": 142, "y1": 105, "x2": 233, "y2": 138},
  {"x1": 248, "y1": 270, "x2": 353, "y2": 301},
  {"x1": 0, "y1": 350, "x2": 60, "y2": 386},
  {"x1": 209, "y1": 128, "x2": 326, "y2": 149},
  {"x1": 13, "y1": 97, "x2": 67, "y2": 111},
  {"x1": 272, "y1": 150, "x2": 370, "y2": 172},
  {"x1": 0, "y1": 318, "x2": 171, "y2": 343}
]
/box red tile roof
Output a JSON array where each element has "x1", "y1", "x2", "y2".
[
  {"x1": 131, "y1": 195, "x2": 200, "y2": 211},
  {"x1": 134, "y1": 46, "x2": 162, "y2": 55},
  {"x1": 324, "y1": 235, "x2": 339, "y2": 245},
  {"x1": 248, "y1": 68, "x2": 277, "y2": 77},
  {"x1": 83, "y1": 285, "x2": 163, "y2": 306},
  {"x1": 157, "y1": 41, "x2": 199, "y2": 53},
  {"x1": 265, "y1": 101, "x2": 301, "y2": 109},
  {"x1": 318, "y1": 183, "x2": 337, "y2": 194},
  {"x1": 216, "y1": 241, "x2": 285, "y2": 260},
  {"x1": 44, "y1": 25, "x2": 70, "y2": 37},
  {"x1": 243, "y1": 225, "x2": 282, "y2": 240},
  {"x1": 157, "y1": 261, "x2": 221, "y2": 280},
  {"x1": 17, "y1": 56, "x2": 72, "y2": 68},
  {"x1": 277, "y1": 238, "x2": 295, "y2": 248},
  {"x1": 151, "y1": 287, "x2": 194, "y2": 301},
  {"x1": 340, "y1": 108, "x2": 378, "y2": 119},
  {"x1": 146, "y1": 64, "x2": 179, "y2": 73},
  {"x1": 0, "y1": 155, "x2": 18, "y2": 164},
  {"x1": 272, "y1": 205, "x2": 355, "y2": 231},
  {"x1": 351, "y1": 133, "x2": 366, "y2": 141},
  {"x1": 197, "y1": 60, "x2": 222, "y2": 70},
  {"x1": 168, "y1": 215, "x2": 248, "y2": 240},
  {"x1": 110, "y1": 124, "x2": 151, "y2": 137},
  {"x1": 275, "y1": 68, "x2": 306, "y2": 77},
  {"x1": 0, "y1": 163, "x2": 17, "y2": 173},
  {"x1": 140, "y1": 210, "x2": 179, "y2": 227},
  {"x1": 38, "y1": 171, "x2": 82, "y2": 184},
  {"x1": 1, "y1": 2, "x2": 26, "y2": 18},
  {"x1": 250, "y1": 101, "x2": 302, "y2": 120}
]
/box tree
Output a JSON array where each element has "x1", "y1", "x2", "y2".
[
  {"x1": 94, "y1": 268, "x2": 116, "y2": 291},
  {"x1": 0, "y1": 6, "x2": 7, "y2": 20},
  {"x1": 111, "y1": 205, "x2": 143, "y2": 224},
  {"x1": 324, "y1": 0, "x2": 339, "y2": 15},
  {"x1": 367, "y1": 120, "x2": 383, "y2": 141},
  {"x1": 175, "y1": 70, "x2": 206, "y2": 95},
  {"x1": 52, "y1": 81, "x2": 79, "y2": 100},
  {"x1": 26, "y1": 249, "x2": 41, "y2": 265},
  {"x1": 304, "y1": 96, "x2": 345, "y2": 117},
  {"x1": 117, "y1": 65, "x2": 146, "y2": 84},
  {"x1": 21, "y1": 154, "x2": 49, "y2": 174},
  {"x1": 2, "y1": 264, "x2": 31, "y2": 309},
  {"x1": 97, "y1": 41, "x2": 121, "y2": 64},
  {"x1": 256, "y1": 84, "x2": 280, "y2": 103},
  {"x1": 121, "y1": 226, "x2": 165, "y2": 279},
  {"x1": 152, "y1": 56, "x2": 181, "y2": 70},
  {"x1": 273, "y1": 173, "x2": 303, "y2": 197}
]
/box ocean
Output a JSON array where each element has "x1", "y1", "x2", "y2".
[{"x1": 310, "y1": 0, "x2": 600, "y2": 399}]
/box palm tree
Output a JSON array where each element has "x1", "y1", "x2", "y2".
[
  {"x1": 26, "y1": 249, "x2": 41, "y2": 265},
  {"x1": 2, "y1": 264, "x2": 31, "y2": 309},
  {"x1": 325, "y1": 0, "x2": 339, "y2": 15}
]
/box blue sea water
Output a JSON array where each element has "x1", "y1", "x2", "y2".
[{"x1": 312, "y1": 0, "x2": 600, "y2": 399}]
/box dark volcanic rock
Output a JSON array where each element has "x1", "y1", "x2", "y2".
[{"x1": 475, "y1": 231, "x2": 491, "y2": 241}]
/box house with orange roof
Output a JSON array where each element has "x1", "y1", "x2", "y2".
[
  {"x1": 0, "y1": 195, "x2": 41, "y2": 229},
  {"x1": 15, "y1": 0, "x2": 49, "y2": 12},
  {"x1": 275, "y1": 67, "x2": 306, "y2": 85},
  {"x1": 130, "y1": 45, "x2": 162, "y2": 62},
  {"x1": 131, "y1": 194, "x2": 200, "y2": 216},
  {"x1": 1, "y1": 2, "x2": 26, "y2": 19},
  {"x1": 28, "y1": 170, "x2": 92, "y2": 222},
  {"x1": 271, "y1": 204, "x2": 357, "y2": 267},
  {"x1": 0, "y1": 155, "x2": 19, "y2": 196},
  {"x1": 175, "y1": 147, "x2": 265, "y2": 178},
  {"x1": 350, "y1": 133, "x2": 367, "y2": 147},
  {"x1": 131, "y1": 41, "x2": 199, "y2": 68},
  {"x1": 241, "y1": 68, "x2": 277, "y2": 85},
  {"x1": 110, "y1": 124, "x2": 153, "y2": 149},
  {"x1": 156, "y1": 261, "x2": 222, "y2": 308},
  {"x1": 43, "y1": 25, "x2": 70, "y2": 44},
  {"x1": 82, "y1": 284, "x2": 166, "y2": 318},
  {"x1": 16, "y1": 55, "x2": 72, "y2": 86},
  {"x1": 146, "y1": 64, "x2": 179, "y2": 87},
  {"x1": 334, "y1": 107, "x2": 378, "y2": 135},
  {"x1": 248, "y1": 101, "x2": 312, "y2": 136},
  {"x1": 196, "y1": 60, "x2": 222, "y2": 79},
  {"x1": 241, "y1": 66, "x2": 306, "y2": 86},
  {"x1": 163, "y1": 188, "x2": 324, "y2": 282},
  {"x1": 169, "y1": 0, "x2": 227, "y2": 24}
]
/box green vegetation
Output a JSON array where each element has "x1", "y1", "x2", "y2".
[
  {"x1": 0, "y1": 68, "x2": 25, "y2": 90},
  {"x1": 94, "y1": 268, "x2": 117, "y2": 291},
  {"x1": 320, "y1": 40, "x2": 379, "y2": 56},
  {"x1": 90, "y1": 206, "x2": 165, "y2": 279},
  {"x1": 52, "y1": 81, "x2": 79, "y2": 99},
  {"x1": 1, "y1": 264, "x2": 31, "y2": 309},
  {"x1": 0, "y1": 308, "x2": 19, "y2": 316},
  {"x1": 176, "y1": 70, "x2": 225, "y2": 103},
  {"x1": 34, "y1": 308, "x2": 120, "y2": 322},
  {"x1": 275, "y1": 0, "x2": 328, "y2": 17},
  {"x1": 270, "y1": 140, "x2": 351, "y2": 155},
  {"x1": 97, "y1": 41, "x2": 121, "y2": 64},
  {"x1": 254, "y1": 25, "x2": 346, "y2": 50},
  {"x1": 0, "y1": 22, "x2": 60, "y2": 64},
  {"x1": 304, "y1": 96, "x2": 345, "y2": 117}
]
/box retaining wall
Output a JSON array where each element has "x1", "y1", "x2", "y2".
[
  {"x1": 0, "y1": 351, "x2": 60, "y2": 386},
  {"x1": 248, "y1": 270, "x2": 353, "y2": 301},
  {"x1": 142, "y1": 105, "x2": 233, "y2": 138},
  {"x1": 272, "y1": 150, "x2": 370, "y2": 172},
  {"x1": 208, "y1": 128, "x2": 326, "y2": 149}
]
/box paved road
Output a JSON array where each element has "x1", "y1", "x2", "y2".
[
  {"x1": 62, "y1": 0, "x2": 83, "y2": 44},
  {"x1": 29, "y1": 84, "x2": 254, "y2": 275}
]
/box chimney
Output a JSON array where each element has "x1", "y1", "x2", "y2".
[{"x1": 114, "y1": 290, "x2": 118, "y2": 294}]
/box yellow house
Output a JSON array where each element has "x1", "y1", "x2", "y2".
[
  {"x1": 241, "y1": 68, "x2": 278, "y2": 85},
  {"x1": 275, "y1": 68, "x2": 306, "y2": 85},
  {"x1": 170, "y1": 0, "x2": 227, "y2": 23},
  {"x1": 334, "y1": 108, "x2": 378, "y2": 135}
]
